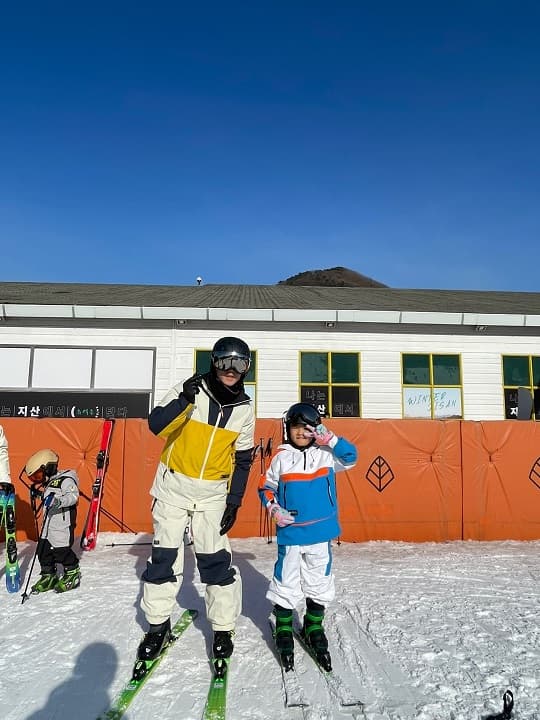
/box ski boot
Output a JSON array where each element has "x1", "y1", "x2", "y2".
[
  {"x1": 31, "y1": 572, "x2": 58, "y2": 593},
  {"x1": 212, "y1": 630, "x2": 234, "y2": 678},
  {"x1": 55, "y1": 567, "x2": 81, "y2": 593},
  {"x1": 302, "y1": 598, "x2": 332, "y2": 671},
  {"x1": 273, "y1": 605, "x2": 294, "y2": 671},
  {"x1": 137, "y1": 619, "x2": 172, "y2": 662}
]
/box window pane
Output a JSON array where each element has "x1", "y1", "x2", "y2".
[
  {"x1": 403, "y1": 387, "x2": 432, "y2": 417},
  {"x1": 402, "y1": 354, "x2": 430, "y2": 385},
  {"x1": 301, "y1": 353, "x2": 328, "y2": 383},
  {"x1": 433, "y1": 355, "x2": 460, "y2": 385},
  {"x1": 245, "y1": 352, "x2": 256, "y2": 383},
  {"x1": 331, "y1": 353, "x2": 359, "y2": 383},
  {"x1": 532, "y1": 357, "x2": 540, "y2": 386},
  {"x1": 433, "y1": 388, "x2": 462, "y2": 419},
  {"x1": 503, "y1": 356, "x2": 530, "y2": 386},
  {"x1": 331, "y1": 386, "x2": 360, "y2": 417},
  {"x1": 195, "y1": 350, "x2": 211, "y2": 374},
  {"x1": 300, "y1": 385, "x2": 329, "y2": 417},
  {"x1": 504, "y1": 388, "x2": 519, "y2": 419}
]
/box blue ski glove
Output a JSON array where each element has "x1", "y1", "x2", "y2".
[{"x1": 44, "y1": 493, "x2": 62, "y2": 511}]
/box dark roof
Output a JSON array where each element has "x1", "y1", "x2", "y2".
[{"x1": 1, "y1": 281, "x2": 540, "y2": 314}]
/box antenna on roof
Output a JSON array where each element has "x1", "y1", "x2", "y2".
[{"x1": 196, "y1": 276, "x2": 202, "y2": 286}]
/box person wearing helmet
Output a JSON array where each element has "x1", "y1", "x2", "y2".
[
  {"x1": 24, "y1": 449, "x2": 81, "y2": 593},
  {"x1": 258, "y1": 402, "x2": 357, "y2": 673},
  {"x1": 139, "y1": 336, "x2": 255, "y2": 667}
]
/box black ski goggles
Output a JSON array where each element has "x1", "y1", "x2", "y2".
[{"x1": 212, "y1": 355, "x2": 250, "y2": 374}]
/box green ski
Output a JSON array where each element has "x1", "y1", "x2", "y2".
[
  {"x1": 97, "y1": 609, "x2": 198, "y2": 720},
  {"x1": 203, "y1": 658, "x2": 230, "y2": 720}
]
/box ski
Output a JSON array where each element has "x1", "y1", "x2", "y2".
[
  {"x1": 0, "y1": 482, "x2": 21, "y2": 593},
  {"x1": 268, "y1": 617, "x2": 310, "y2": 708},
  {"x1": 81, "y1": 419, "x2": 114, "y2": 551},
  {"x1": 203, "y1": 658, "x2": 230, "y2": 720},
  {"x1": 96, "y1": 608, "x2": 198, "y2": 720},
  {"x1": 293, "y1": 626, "x2": 364, "y2": 708}
]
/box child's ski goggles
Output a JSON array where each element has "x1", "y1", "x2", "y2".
[{"x1": 212, "y1": 354, "x2": 250, "y2": 374}]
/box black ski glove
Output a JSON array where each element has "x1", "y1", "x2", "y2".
[
  {"x1": 219, "y1": 503, "x2": 239, "y2": 536},
  {"x1": 181, "y1": 373, "x2": 203, "y2": 404}
]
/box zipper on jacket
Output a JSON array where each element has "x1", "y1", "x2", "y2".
[
  {"x1": 199, "y1": 407, "x2": 222, "y2": 479},
  {"x1": 326, "y1": 479, "x2": 335, "y2": 506}
]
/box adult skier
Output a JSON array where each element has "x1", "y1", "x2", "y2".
[
  {"x1": 24, "y1": 449, "x2": 81, "y2": 593},
  {"x1": 139, "y1": 336, "x2": 255, "y2": 665}
]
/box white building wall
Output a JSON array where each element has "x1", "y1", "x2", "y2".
[{"x1": 1, "y1": 324, "x2": 540, "y2": 420}]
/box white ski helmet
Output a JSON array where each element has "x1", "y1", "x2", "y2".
[{"x1": 25, "y1": 449, "x2": 59, "y2": 478}]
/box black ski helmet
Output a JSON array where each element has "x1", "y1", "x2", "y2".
[
  {"x1": 211, "y1": 336, "x2": 251, "y2": 376},
  {"x1": 284, "y1": 403, "x2": 321, "y2": 446}
]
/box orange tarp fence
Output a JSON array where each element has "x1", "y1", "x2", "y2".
[
  {"x1": 1, "y1": 418, "x2": 539, "y2": 543},
  {"x1": 461, "y1": 421, "x2": 540, "y2": 540}
]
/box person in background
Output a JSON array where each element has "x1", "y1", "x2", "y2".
[
  {"x1": 139, "y1": 336, "x2": 255, "y2": 666},
  {"x1": 24, "y1": 449, "x2": 81, "y2": 593},
  {"x1": 259, "y1": 402, "x2": 357, "y2": 672},
  {"x1": 0, "y1": 425, "x2": 10, "y2": 483}
]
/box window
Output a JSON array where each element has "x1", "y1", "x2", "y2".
[
  {"x1": 299, "y1": 351, "x2": 360, "y2": 417},
  {"x1": 502, "y1": 355, "x2": 540, "y2": 420},
  {"x1": 0, "y1": 345, "x2": 154, "y2": 418},
  {"x1": 401, "y1": 353, "x2": 463, "y2": 419},
  {"x1": 195, "y1": 349, "x2": 257, "y2": 407}
]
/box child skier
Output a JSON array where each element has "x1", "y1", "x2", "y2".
[
  {"x1": 258, "y1": 402, "x2": 357, "y2": 672},
  {"x1": 24, "y1": 449, "x2": 81, "y2": 593}
]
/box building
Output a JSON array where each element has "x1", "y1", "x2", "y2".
[{"x1": 1, "y1": 281, "x2": 539, "y2": 421}]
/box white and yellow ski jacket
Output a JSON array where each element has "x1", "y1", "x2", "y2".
[{"x1": 148, "y1": 375, "x2": 255, "y2": 509}]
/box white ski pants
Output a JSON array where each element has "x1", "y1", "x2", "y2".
[
  {"x1": 141, "y1": 499, "x2": 242, "y2": 630},
  {"x1": 266, "y1": 541, "x2": 335, "y2": 610}
]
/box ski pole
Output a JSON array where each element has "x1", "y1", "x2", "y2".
[
  {"x1": 104, "y1": 541, "x2": 152, "y2": 547},
  {"x1": 263, "y1": 438, "x2": 273, "y2": 543},
  {"x1": 20, "y1": 505, "x2": 51, "y2": 604}
]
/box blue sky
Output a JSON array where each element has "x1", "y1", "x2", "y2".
[{"x1": 1, "y1": 2, "x2": 539, "y2": 290}]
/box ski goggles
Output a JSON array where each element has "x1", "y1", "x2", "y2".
[{"x1": 212, "y1": 354, "x2": 250, "y2": 374}]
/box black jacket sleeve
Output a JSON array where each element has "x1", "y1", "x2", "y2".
[
  {"x1": 226, "y1": 447, "x2": 254, "y2": 506},
  {"x1": 148, "y1": 395, "x2": 191, "y2": 436}
]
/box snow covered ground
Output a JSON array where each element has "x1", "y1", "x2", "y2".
[{"x1": 1, "y1": 534, "x2": 539, "y2": 720}]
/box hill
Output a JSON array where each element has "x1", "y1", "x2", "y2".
[{"x1": 278, "y1": 266, "x2": 388, "y2": 287}]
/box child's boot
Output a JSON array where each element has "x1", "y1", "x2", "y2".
[
  {"x1": 302, "y1": 598, "x2": 332, "y2": 671},
  {"x1": 273, "y1": 605, "x2": 294, "y2": 671},
  {"x1": 55, "y1": 566, "x2": 81, "y2": 593},
  {"x1": 31, "y1": 572, "x2": 58, "y2": 593}
]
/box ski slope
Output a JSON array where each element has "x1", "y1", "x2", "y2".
[{"x1": 1, "y1": 535, "x2": 539, "y2": 719}]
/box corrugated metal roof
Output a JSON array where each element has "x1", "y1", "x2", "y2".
[{"x1": 0, "y1": 281, "x2": 540, "y2": 313}]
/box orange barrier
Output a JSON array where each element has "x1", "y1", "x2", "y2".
[
  {"x1": 328, "y1": 419, "x2": 463, "y2": 542},
  {"x1": 1, "y1": 418, "x2": 539, "y2": 543},
  {"x1": 461, "y1": 421, "x2": 540, "y2": 540}
]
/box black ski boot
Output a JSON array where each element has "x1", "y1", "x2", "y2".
[
  {"x1": 212, "y1": 630, "x2": 234, "y2": 678},
  {"x1": 213, "y1": 630, "x2": 234, "y2": 659},
  {"x1": 302, "y1": 598, "x2": 332, "y2": 671},
  {"x1": 137, "y1": 619, "x2": 172, "y2": 661},
  {"x1": 273, "y1": 605, "x2": 294, "y2": 671}
]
